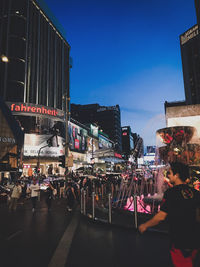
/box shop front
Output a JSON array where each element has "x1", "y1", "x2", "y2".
[
  {"x1": 6, "y1": 101, "x2": 65, "y2": 177},
  {"x1": 0, "y1": 98, "x2": 24, "y2": 181}
]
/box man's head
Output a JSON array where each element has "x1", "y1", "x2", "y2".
[{"x1": 168, "y1": 162, "x2": 189, "y2": 184}]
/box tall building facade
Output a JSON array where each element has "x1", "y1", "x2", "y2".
[
  {"x1": 195, "y1": 0, "x2": 200, "y2": 26},
  {"x1": 121, "y1": 126, "x2": 134, "y2": 158},
  {"x1": 0, "y1": 0, "x2": 70, "y2": 108},
  {"x1": 0, "y1": 0, "x2": 71, "y2": 175},
  {"x1": 179, "y1": 1, "x2": 200, "y2": 104},
  {"x1": 71, "y1": 103, "x2": 122, "y2": 152},
  {"x1": 180, "y1": 25, "x2": 200, "y2": 104}
]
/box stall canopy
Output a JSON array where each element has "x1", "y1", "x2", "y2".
[{"x1": 0, "y1": 97, "x2": 24, "y2": 161}]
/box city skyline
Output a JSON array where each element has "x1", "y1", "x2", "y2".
[{"x1": 44, "y1": 0, "x2": 197, "y2": 146}]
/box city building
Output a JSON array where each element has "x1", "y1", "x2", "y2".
[
  {"x1": 195, "y1": 0, "x2": 200, "y2": 26},
  {"x1": 71, "y1": 103, "x2": 122, "y2": 152},
  {"x1": 67, "y1": 119, "x2": 122, "y2": 172},
  {"x1": 0, "y1": 97, "x2": 24, "y2": 174},
  {"x1": 165, "y1": 1, "x2": 200, "y2": 107},
  {"x1": 121, "y1": 126, "x2": 134, "y2": 160},
  {"x1": 177, "y1": 1, "x2": 200, "y2": 104},
  {"x1": 0, "y1": 0, "x2": 71, "y2": 176},
  {"x1": 121, "y1": 126, "x2": 144, "y2": 165},
  {"x1": 180, "y1": 24, "x2": 200, "y2": 104}
]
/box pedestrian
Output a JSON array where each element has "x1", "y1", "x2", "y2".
[
  {"x1": 45, "y1": 182, "x2": 54, "y2": 211},
  {"x1": 65, "y1": 179, "x2": 76, "y2": 212},
  {"x1": 9, "y1": 181, "x2": 22, "y2": 211},
  {"x1": 28, "y1": 179, "x2": 40, "y2": 212},
  {"x1": 59, "y1": 179, "x2": 65, "y2": 198},
  {"x1": 139, "y1": 162, "x2": 200, "y2": 267},
  {"x1": 20, "y1": 182, "x2": 27, "y2": 204}
]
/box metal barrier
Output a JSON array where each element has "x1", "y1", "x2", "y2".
[
  {"x1": 108, "y1": 193, "x2": 112, "y2": 224},
  {"x1": 92, "y1": 192, "x2": 95, "y2": 219},
  {"x1": 134, "y1": 195, "x2": 138, "y2": 229},
  {"x1": 78, "y1": 176, "x2": 167, "y2": 232}
]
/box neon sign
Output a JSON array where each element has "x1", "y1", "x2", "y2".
[{"x1": 10, "y1": 103, "x2": 58, "y2": 116}]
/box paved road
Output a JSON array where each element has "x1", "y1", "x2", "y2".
[
  {"x1": 0, "y1": 195, "x2": 174, "y2": 267},
  {"x1": 0, "y1": 196, "x2": 72, "y2": 267},
  {"x1": 66, "y1": 216, "x2": 171, "y2": 267}
]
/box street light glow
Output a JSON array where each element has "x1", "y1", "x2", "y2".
[{"x1": 1, "y1": 55, "x2": 9, "y2": 62}]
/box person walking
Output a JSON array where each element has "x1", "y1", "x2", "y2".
[
  {"x1": 29, "y1": 179, "x2": 40, "y2": 212},
  {"x1": 139, "y1": 162, "x2": 200, "y2": 267},
  {"x1": 65, "y1": 179, "x2": 76, "y2": 212},
  {"x1": 9, "y1": 181, "x2": 22, "y2": 211},
  {"x1": 45, "y1": 182, "x2": 54, "y2": 211},
  {"x1": 59, "y1": 179, "x2": 65, "y2": 198}
]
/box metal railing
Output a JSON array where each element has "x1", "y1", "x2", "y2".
[{"x1": 79, "y1": 177, "x2": 167, "y2": 232}]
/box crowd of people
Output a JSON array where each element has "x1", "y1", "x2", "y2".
[
  {"x1": 0, "y1": 171, "x2": 123, "y2": 213},
  {"x1": 1, "y1": 163, "x2": 200, "y2": 266}
]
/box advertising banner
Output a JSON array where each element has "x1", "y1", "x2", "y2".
[
  {"x1": 68, "y1": 121, "x2": 88, "y2": 152},
  {"x1": 24, "y1": 134, "x2": 65, "y2": 157},
  {"x1": 99, "y1": 134, "x2": 113, "y2": 149}
]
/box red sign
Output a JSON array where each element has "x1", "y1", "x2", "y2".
[
  {"x1": 10, "y1": 103, "x2": 58, "y2": 116},
  {"x1": 114, "y1": 153, "x2": 122, "y2": 158},
  {"x1": 74, "y1": 139, "x2": 80, "y2": 149}
]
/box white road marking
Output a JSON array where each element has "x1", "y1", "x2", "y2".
[
  {"x1": 48, "y1": 211, "x2": 80, "y2": 267},
  {"x1": 6, "y1": 230, "x2": 22, "y2": 241}
]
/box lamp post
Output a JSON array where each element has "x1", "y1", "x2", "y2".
[{"x1": 64, "y1": 94, "x2": 70, "y2": 176}]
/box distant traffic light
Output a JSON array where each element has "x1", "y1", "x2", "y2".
[{"x1": 58, "y1": 155, "x2": 65, "y2": 168}]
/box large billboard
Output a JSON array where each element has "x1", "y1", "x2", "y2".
[
  {"x1": 68, "y1": 121, "x2": 88, "y2": 152},
  {"x1": 24, "y1": 134, "x2": 64, "y2": 157},
  {"x1": 99, "y1": 134, "x2": 113, "y2": 149}
]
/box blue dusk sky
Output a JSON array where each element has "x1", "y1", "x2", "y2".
[{"x1": 44, "y1": 0, "x2": 197, "y2": 146}]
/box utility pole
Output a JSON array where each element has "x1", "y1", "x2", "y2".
[{"x1": 64, "y1": 94, "x2": 70, "y2": 176}]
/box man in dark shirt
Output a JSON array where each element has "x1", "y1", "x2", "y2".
[{"x1": 139, "y1": 162, "x2": 200, "y2": 267}]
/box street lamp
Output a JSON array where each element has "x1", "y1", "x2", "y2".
[
  {"x1": 64, "y1": 94, "x2": 70, "y2": 175},
  {"x1": 1, "y1": 55, "x2": 9, "y2": 63}
]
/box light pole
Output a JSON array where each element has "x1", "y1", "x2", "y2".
[{"x1": 64, "y1": 94, "x2": 70, "y2": 176}]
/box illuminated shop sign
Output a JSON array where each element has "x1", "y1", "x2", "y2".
[
  {"x1": 6, "y1": 102, "x2": 64, "y2": 120},
  {"x1": 114, "y1": 153, "x2": 122, "y2": 158},
  {"x1": 0, "y1": 136, "x2": 15, "y2": 144},
  {"x1": 97, "y1": 106, "x2": 119, "y2": 112},
  {"x1": 74, "y1": 139, "x2": 80, "y2": 149},
  {"x1": 180, "y1": 25, "x2": 199, "y2": 45}
]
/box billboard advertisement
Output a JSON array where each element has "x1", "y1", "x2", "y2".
[
  {"x1": 68, "y1": 121, "x2": 88, "y2": 153},
  {"x1": 99, "y1": 134, "x2": 113, "y2": 149},
  {"x1": 24, "y1": 134, "x2": 65, "y2": 157}
]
